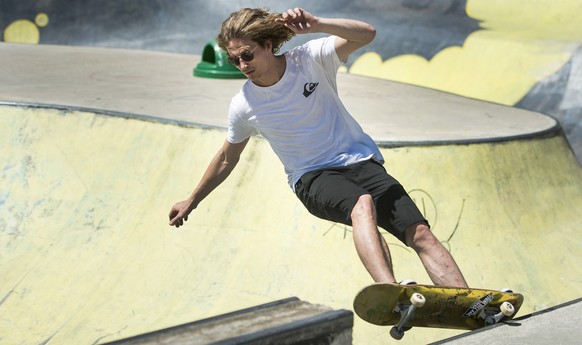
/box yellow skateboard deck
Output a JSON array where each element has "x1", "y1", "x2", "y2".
[{"x1": 354, "y1": 283, "x2": 524, "y2": 339}]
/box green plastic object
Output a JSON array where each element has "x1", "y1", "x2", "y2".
[{"x1": 193, "y1": 40, "x2": 246, "y2": 79}]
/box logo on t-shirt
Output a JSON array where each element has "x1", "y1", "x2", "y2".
[{"x1": 303, "y1": 82, "x2": 319, "y2": 97}]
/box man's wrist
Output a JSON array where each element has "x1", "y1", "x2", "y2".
[{"x1": 311, "y1": 16, "x2": 327, "y2": 33}]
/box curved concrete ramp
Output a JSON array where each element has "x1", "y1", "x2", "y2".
[{"x1": 1, "y1": 104, "x2": 581, "y2": 344}]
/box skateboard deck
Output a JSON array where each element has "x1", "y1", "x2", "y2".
[{"x1": 354, "y1": 283, "x2": 524, "y2": 338}]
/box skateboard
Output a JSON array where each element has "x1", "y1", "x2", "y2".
[{"x1": 353, "y1": 283, "x2": 524, "y2": 340}]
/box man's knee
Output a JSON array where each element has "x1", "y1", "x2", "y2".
[
  {"x1": 404, "y1": 222, "x2": 439, "y2": 250},
  {"x1": 351, "y1": 194, "x2": 376, "y2": 220}
]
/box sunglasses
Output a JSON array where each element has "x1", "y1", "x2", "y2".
[{"x1": 226, "y1": 46, "x2": 258, "y2": 66}]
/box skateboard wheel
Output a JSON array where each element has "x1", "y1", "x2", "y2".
[
  {"x1": 410, "y1": 293, "x2": 426, "y2": 307},
  {"x1": 390, "y1": 326, "x2": 404, "y2": 340},
  {"x1": 500, "y1": 301, "x2": 515, "y2": 316},
  {"x1": 399, "y1": 278, "x2": 417, "y2": 285},
  {"x1": 500, "y1": 288, "x2": 513, "y2": 293}
]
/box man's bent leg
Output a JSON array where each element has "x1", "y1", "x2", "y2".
[
  {"x1": 405, "y1": 222, "x2": 468, "y2": 287},
  {"x1": 351, "y1": 194, "x2": 397, "y2": 283}
]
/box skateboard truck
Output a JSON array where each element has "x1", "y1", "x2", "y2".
[
  {"x1": 481, "y1": 288, "x2": 516, "y2": 325},
  {"x1": 390, "y1": 293, "x2": 426, "y2": 340},
  {"x1": 480, "y1": 301, "x2": 515, "y2": 326},
  {"x1": 464, "y1": 291, "x2": 516, "y2": 326}
]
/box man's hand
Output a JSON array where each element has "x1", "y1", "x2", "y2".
[
  {"x1": 277, "y1": 8, "x2": 319, "y2": 34},
  {"x1": 168, "y1": 199, "x2": 195, "y2": 228},
  {"x1": 166, "y1": 139, "x2": 249, "y2": 229}
]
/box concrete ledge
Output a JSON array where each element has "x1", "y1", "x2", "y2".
[{"x1": 102, "y1": 298, "x2": 353, "y2": 345}]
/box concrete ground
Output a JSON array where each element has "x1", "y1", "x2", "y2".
[
  {"x1": 432, "y1": 298, "x2": 582, "y2": 345},
  {"x1": 0, "y1": 42, "x2": 557, "y2": 144}
]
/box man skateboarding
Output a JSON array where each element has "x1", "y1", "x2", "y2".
[{"x1": 168, "y1": 7, "x2": 468, "y2": 288}]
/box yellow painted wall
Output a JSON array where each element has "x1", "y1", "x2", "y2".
[
  {"x1": 1, "y1": 106, "x2": 581, "y2": 344},
  {"x1": 2, "y1": 14, "x2": 48, "y2": 44},
  {"x1": 350, "y1": 0, "x2": 582, "y2": 106}
]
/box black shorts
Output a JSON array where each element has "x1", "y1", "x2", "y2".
[{"x1": 294, "y1": 159, "x2": 428, "y2": 244}]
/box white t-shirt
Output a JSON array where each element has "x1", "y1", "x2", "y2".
[{"x1": 227, "y1": 36, "x2": 384, "y2": 190}]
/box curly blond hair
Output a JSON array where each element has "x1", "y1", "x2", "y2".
[{"x1": 217, "y1": 8, "x2": 295, "y2": 54}]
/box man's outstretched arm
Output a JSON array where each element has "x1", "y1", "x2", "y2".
[{"x1": 168, "y1": 138, "x2": 249, "y2": 228}]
